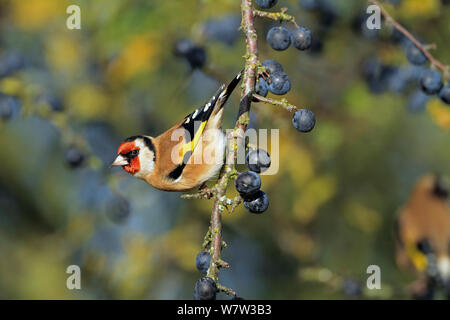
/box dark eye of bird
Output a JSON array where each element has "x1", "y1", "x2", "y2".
[{"x1": 124, "y1": 149, "x2": 139, "y2": 159}]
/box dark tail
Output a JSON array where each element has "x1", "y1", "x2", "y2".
[
  {"x1": 189, "y1": 71, "x2": 242, "y2": 123},
  {"x1": 209, "y1": 70, "x2": 243, "y2": 111}
]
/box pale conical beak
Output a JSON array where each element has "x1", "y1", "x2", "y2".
[{"x1": 111, "y1": 155, "x2": 128, "y2": 167}]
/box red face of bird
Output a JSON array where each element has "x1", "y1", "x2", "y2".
[{"x1": 111, "y1": 136, "x2": 155, "y2": 179}]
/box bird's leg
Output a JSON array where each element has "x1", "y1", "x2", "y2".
[
  {"x1": 181, "y1": 182, "x2": 215, "y2": 200},
  {"x1": 259, "y1": 70, "x2": 270, "y2": 83},
  {"x1": 198, "y1": 182, "x2": 214, "y2": 199}
]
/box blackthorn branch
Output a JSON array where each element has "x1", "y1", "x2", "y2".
[
  {"x1": 368, "y1": 0, "x2": 449, "y2": 80},
  {"x1": 186, "y1": 0, "x2": 313, "y2": 299}
]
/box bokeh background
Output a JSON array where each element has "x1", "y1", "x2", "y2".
[{"x1": 0, "y1": 0, "x2": 449, "y2": 299}]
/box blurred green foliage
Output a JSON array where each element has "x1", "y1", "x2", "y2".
[{"x1": 0, "y1": 0, "x2": 449, "y2": 299}]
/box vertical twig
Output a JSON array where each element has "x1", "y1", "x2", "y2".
[{"x1": 205, "y1": 0, "x2": 258, "y2": 295}]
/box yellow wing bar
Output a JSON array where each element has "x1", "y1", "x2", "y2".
[
  {"x1": 178, "y1": 120, "x2": 207, "y2": 162},
  {"x1": 406, "y1": 243, "x2": 428, "y2": 271}
]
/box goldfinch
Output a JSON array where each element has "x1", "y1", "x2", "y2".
[
  {"x1": 111, "y1": 71, "x2": 242, "y2": 191},
  {"x1": 395, "y1": 174, "x2": 450, "y2": 298}
]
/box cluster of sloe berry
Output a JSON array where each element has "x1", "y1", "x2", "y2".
[
  {"x1": 256, "y1": 1, "x2": 312, "y2": 52},
  {"x1": 193, "y1": 252, "x2": 243, "y2": 300},
  {"x1": 257, "y1": 62, "x2": 315, "y2": 132},
  {"x1": 0, "y1": 51, "x2": 87, "y2": 169},
  {"x1": 235, "y1": 149, "x2": 271, "y2": 214},
  {"x1": 193, "y1": 252, "x2": 215, "y2": 300},
  {"x1": 355, "y1": 6, "x2": 450, "y2": 112},
  {"x1": 404, "y1": 41, "x2": 449, "y2": 106}
]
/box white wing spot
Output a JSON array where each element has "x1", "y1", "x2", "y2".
[
  {"x1": 193, "y1": 109, "x2": 199, "y2": 119},
  {"x1": 185, "y1": 117, "x2": 190, "y2": 124},
  {"x1": 204, "y1": 102, "x2": 211, "y2": 111}
]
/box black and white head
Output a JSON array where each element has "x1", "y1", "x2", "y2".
[{"x1": 112, "y1": 135, "x2": 156, "y2": 179}]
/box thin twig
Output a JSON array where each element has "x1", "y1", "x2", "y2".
[
  {"x1": 368, "y1": 0, "x2": 449, "y2": 77},
  {"x1": 253, "y1": 7, "x2": 300, "y2": 28},
  {"x1": 253, "y1": 94, "x2": 299, "y2": 113}
]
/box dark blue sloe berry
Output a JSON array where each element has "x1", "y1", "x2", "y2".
[
  {"x1": 439, "y1": 84, "x2": 450, "y2": 105},
  {"x1": 363, "y1": 58, "x2": 399, "y2": 94},
  {"x1": 407, "y1": 89, "x2": 429, "y2": 113},
  {"x1": 40, "y1": 94, "x2": 64, "y2": 112},
  {"x1": 318, "y1": 1, "x2": 338, "y2": 28},
  {"x1": 173, "y1": 39, "x2": 195, "y2": 57},
  {"x1": 405, "y1": 41, "x2": 427, "y2": 65},
  {"x1": 0, "y1": 95, "x2": 21, "y2": 120},
  {"x1": 185, "y1": 47, "x2": 206, "y2": 69},
  {"x1": 195, "y1": 251, "x2": 211, "y2": 274},
  {"x1": 386, "y1": 67, "x2": 409, "y2": 93},
  {"x1": 256, "y1": 0, "x2": 278, "y2": 9},
  {"x1": 243, "y1": 190, "x2": 269, "y2": 214},
  {"x1": 343, "y1": 279, "x2": 362, "y2": 298},
  {"x1": 194, "y1": 277, "x2": 217, "y2": 300},
  {"x1": 255, "y1": 78, "x2": 269, "y2": 97},
  {"x1": 268, "y1": 71, "x2": 291, "y2": 95},
  {"x1": 262, "y1": 59, "x2": 283, "y2": 74},
  {"x1": 246, "y1": 149, "x2": 271, "y2": 173},
  {"x1": 309, "y1": 35, "x2": 323, "y2": 55},
  {"x1": 65, "y1": 147, "x2": 85, "y2": 168},
  {"x1": 299, "y1": 0, "x2": 320, "y2": 10},
  {"x1": 420, "y1": 69, "x2": 443, "y2": 95},
  {"x1": 0, "y1": 96, "x2": 14, "y2": 120},
  {"x1": 203, "y1": 15, "x2": 240, "y2": 46},
  {"x1": 291, "y1": 27, "x2": 312, "y2": 51},
  {"x1": 0, "y1": 51, "x2": 25, "y2": 78},
  {"x1": 267, "y1": 27, "x2": 291, "y2": 51},
  {"x1": 235, "y1": 171, "x2": 261, "y2": 197},
  {"x1": 292, "y1": 109, "x2": 316, "y2": 133},
  {"x1": 106, "y1": 196, "x2": 130, "y2": 224},
  {"x1": 173, "y1": 39, "x2": 206, "y2": 69}
]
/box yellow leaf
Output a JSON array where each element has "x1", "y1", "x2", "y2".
[
  {"x1": 11, "y1": 0, "x2": 66, "y2": 30},
  {"x1": 67, "y1": 84, "x2": 109, "y2": 119},
  {"x1": 398, "y1": 0, "x2": 440, "y2": 19},
  {"x1": 46, "y1": 33, "x2": 82, "y2": 74},
  {"x1": 108, "y1": 33, "x2": 160, "y2": 83},
  {"x1": 428, "y1": 99, "x2": 450, "y2": 130},
  {"x1": 344, "y1": 202, "x2": 382, "y2": 234},
  {"x1": 0, "y1": 77, "x2": 23, "y2": 96},
  {"x1": 294, "y1": 175, "x2": 337, "y2": 225}
]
